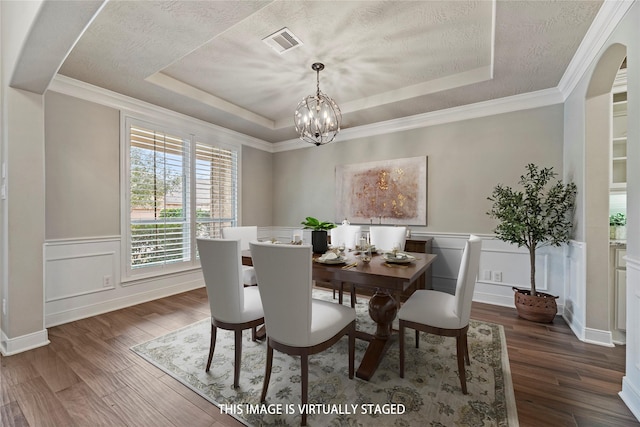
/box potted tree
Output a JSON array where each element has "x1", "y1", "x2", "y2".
[
  {"x1": 300, "y1": 216, "x2": 336, "y2": 254},
  {"x1": 487, "y1": 164, "x2": 577, "y2": 323}
]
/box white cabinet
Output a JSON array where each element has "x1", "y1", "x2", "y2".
[{"x1": 615, "y1": 247, "x2": 627, "y2": 332}]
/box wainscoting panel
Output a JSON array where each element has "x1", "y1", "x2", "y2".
[
  {"x1": 564, "y1": 240, "x2": 587, "y2": 342},
  {"x1": 621, "y1": 255, "x2": 640, "y2": 421},
  {"x1": 46, "y1": 249, "x2": 117, "y2": 302},
  {"x1": 44, "y1": 237, "x2": 204, "y2": 327},
  {"x1": 266, "y1": 228, "x2": 568, "y2": 311}
]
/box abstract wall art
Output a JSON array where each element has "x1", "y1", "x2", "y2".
[{"x1": 335, "y1": 156, "x2": 427, "y2": 225}]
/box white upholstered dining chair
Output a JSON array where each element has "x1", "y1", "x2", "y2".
[
  {"x1": 196, "y1": 238, "x2": 264, "y2": 388},
  {"x1": 369, "y1": 225, "x2": 407, "y2": 252},
  {"x1": 249, "y1": 241, "x2": 356, "y2": 427},
  {"x1": 398, "y1": 234, "x2": 482, "y2": 394},
  {"x1": 330, "y1": 224, "x2": 362, "y2": 250},
  {"x1": 222, "y1": 226, "x2": 258, "y2": 286}
]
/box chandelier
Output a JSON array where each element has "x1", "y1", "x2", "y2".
[{"x1": 294, "y1": 62, "x2": 342, "y2": 146}]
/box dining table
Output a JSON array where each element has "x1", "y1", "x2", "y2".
[{"x1": 242, "y1": 248, "x2": 438, "y2": 381}]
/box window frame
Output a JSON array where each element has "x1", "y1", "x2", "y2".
[{"x1": 121, "y1": 114, "x2": 241, "y2": 282}]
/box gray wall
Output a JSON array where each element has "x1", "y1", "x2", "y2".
[
  {"x1": 241, "y1": 145, "x2": 273, "y2": 227},
  {"x1": 45, "y1": 91, "x2": 120, "y2": 239},
  {"x1": 273, "y1": 105, "x2": 565, "y2": 233},
  {"x1": 44, "y1": 92, "x2": 272, "y2": 239}
]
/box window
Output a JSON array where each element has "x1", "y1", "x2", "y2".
[
  {"x1": 125, "y1": 118, "x2": 238, "y2": 277},
  {"x1": 195, "y1": 142, "x2": 238, "y2": 238}
]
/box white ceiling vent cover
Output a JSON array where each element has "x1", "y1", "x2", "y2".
[{"x1": 262, "y1": 27, "x2": 303, "y2": 54}]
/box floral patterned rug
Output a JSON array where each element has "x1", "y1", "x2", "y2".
[{"x1": 132, "y1": 289, "x2": 518, "y2": 426}]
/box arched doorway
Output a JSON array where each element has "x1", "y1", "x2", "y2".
[{"x1": 584, "y1": 44, "x2": 627, "y2": 342}]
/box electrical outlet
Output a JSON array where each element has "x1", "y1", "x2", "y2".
[
  {"x1": 482, "y1": 270, "x2": 492, "y2": 280},
  {"x1": 2, "y1": 298, "x2": 6, "y2": 315},
  {"x1": 492, "y1": 271, "x2": 503, "y2": 282},
  {"x1": 103, "y1": 275, "x2": 112, "y2": 288}
]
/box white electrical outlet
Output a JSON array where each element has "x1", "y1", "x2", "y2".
[
  {"x1": 103, "y1": 275, "x2": 112, "y2": 287},
  {"x1": 492, "y1": 271, "x2": 503, "y2": 282},
  {"x1": 2, "y1": 298, "x2": 6, "y2": 315},
  {"x1": 482, "y1": 270, "x2": 492, "y2": 280}
]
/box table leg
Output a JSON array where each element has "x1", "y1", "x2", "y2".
[{"x1": 356, "y1": 289, "x2": 398, "y2": 380}]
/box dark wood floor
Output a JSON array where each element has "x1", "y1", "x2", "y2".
[{"x1": 1, "y1": 287, "x2": 638, "y2": 427}]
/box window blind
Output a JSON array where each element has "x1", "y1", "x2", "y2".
[
  {"x1": 195, "y1": 142, "x2": 238, "y2": 239},
  {"x1": 129, "y1": 125, "x2": 190, "y2": 269}
]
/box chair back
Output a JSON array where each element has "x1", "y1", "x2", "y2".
[
  {"x1": 250, "y1": 241, "x2": 313, "y2": 347},
  {"x1": 454, "y1": 235, "x2": 483, "y2": 326},
  {"x1": 330, "y1": 225, "x2": 362, "y2": 250},
  {"x1": 369, "y1": 226, "x2": 407, "y2": 252},
  {"x1": 222, "y1": 226, "x2": 257, "y2": 251},
  {"x1": 196, "y1": 238, "x2": 245, "y2": 324}
]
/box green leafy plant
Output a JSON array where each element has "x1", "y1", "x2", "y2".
[
  {"x1": 487, "y1": 164, "x2": 577, "y2": 297},
  {"x1": 610, "y1": 213, "x2": 626, "y2": 226},
  {"x1": 300, "y1": 216, "x2": 336, "y2": 231}
]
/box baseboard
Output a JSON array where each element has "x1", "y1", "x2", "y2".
[
  {"x1": 583, "y1": 327, "x2": 615, "y2": 347},
  {"x1": 45, "y1": 279, "x2": 205, "y2": 327},
  {"x1": 0, "y1": 328, "x2": 50, "y2": 356},
  {"x1": 621, "y1": 377, "x2": 640, "y2": 422}
]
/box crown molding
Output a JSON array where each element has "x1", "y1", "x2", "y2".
[
  {"x1": 557, "y1": 0, "x2": 635, "y2": 98},
  {"x1": 272, "y1": 87, "x2": 563, "y2": 153},
  {"x1": 48, "y1": 75, "x2": 273, "y2": 152}
]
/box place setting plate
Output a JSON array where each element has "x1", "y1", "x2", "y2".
[
  {"x1": 314, "y1": 254, "x2": 348, "y2": 264},
  {"x1": 382, "y1": 252, "x2": 416, "y2": 264}
]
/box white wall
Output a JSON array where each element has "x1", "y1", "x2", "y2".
[{"x1": 564, "y1": 1, "x2": 640, "y2": 420}]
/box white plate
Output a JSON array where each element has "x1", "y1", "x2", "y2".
[
  {"x1": 382, "y1": 253, "x2": 416, "y2": 264},
  {"x1": 315, "y1": 256, "x2": 347, "y2": 265}
]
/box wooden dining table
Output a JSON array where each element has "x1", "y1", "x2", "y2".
[{"x1": 242, "y1": 248, "x2": 438, "y2": 381}]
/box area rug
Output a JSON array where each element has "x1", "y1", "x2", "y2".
[{"x1": 132, "y1": 290, "x2": 518, "y2": 426}]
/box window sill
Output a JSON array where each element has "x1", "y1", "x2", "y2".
[{"x1": 121, "y1": 264, "x2": 202, "y2": 287}]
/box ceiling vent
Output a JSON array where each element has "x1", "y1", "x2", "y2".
[{"x1": 262, "y1": 27, "x2": 303, "y2": 54}]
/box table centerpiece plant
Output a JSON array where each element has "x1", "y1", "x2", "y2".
[
  {"x1": 300, "y1": 216, "x2": 336, "y2": 254},
  {"x1": 487, "y1": 163, "x2": 577, "y2": 323}
]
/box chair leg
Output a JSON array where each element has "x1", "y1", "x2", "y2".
[
  {"x1": 348, "y1": 325, "x2": 355, "y2": 379},
  {"x1": 301, "y1": 353, "x2": 308, "y2": 426},
  {"x1": 260, "y1": 343, "x2": 273, "y2": 402},
  {"x1": 399, "y1": 321, "x2": 405, "y2": 378},
  {"x1": 463, "y1": 332, "x2": 470, "y2": 365},
  {"x1": 206, "y1": 323, "x2": 216, "y2": 372},
  {"x1": 234, "y1": 329, "x2": 242, "y2": 388},
  {"x1": 350, "y1": 284, "x2": 356, "y2": 308},
  {"x1": 415, "y1": 329, "x2": 420, "y2": 348},
  {"x1": 456, "y1": 334, "x2": 468, "y2": 394},
  {"x1": 251, "y1": 326, "x2": 257, "y2": 341},
  {"x1": 338, "y1": 282, "x2": 344, "y2": 305}
]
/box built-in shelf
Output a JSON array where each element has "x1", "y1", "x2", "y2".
[{"x1": 611, "y1": 85, "x2": 627, "y2": 190}]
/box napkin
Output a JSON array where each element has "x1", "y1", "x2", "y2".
[{"x1": 319, "y1": 252, "x2": 339, "y2": 261}]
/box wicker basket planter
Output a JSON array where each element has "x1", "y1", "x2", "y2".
[{"x1": 513, "y1": 287, "x2": 558, "y2": 323}]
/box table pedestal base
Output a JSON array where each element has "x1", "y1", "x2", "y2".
[{"x1": 356, "y1": 289, "x2": 398, "y2": 380}]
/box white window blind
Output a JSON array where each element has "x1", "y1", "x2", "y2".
[
  {"x1": 195, "y1": 142, "x2": 238, "y2": 239},
  {"x1": 125, "y1": 119, "x2": 239, "y2": 277},
  {"x1": 129, "y1": 125, "x2": 190, "y2": 269}
]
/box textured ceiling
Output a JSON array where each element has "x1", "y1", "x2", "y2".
[{"x1": 58, "y1": 0, "x2": 603, "y2": 143}]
